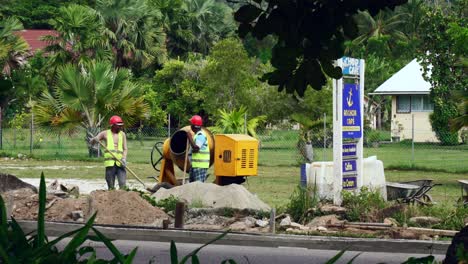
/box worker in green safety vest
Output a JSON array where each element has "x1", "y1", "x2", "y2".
[
  {"x1": 187, "y1": 115, "x2": 210, "y2": 182},
  {"x1": 91, "y1": 115, "x2": 128, "y2": 189}
]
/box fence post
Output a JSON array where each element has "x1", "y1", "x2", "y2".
[
  {"x1": 244, "y1": 113, "x2": 247, "y2": 134},
  {"x1": 30, "y1": 111, "x2": 33, "y2": 155},
  {"x1": 323, "y1": 113, "x2": 326, "y2": 161},
  {"x1": 411, "y1": 114, "x2": 415, "y2": 166},
  {"x1": 167, "y1": 114, "x2": 171, "y2": 138},
  {"x1": 0, "y1": 106, "x2": 2, "y2": 150}
]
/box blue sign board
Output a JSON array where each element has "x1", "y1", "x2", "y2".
[
  {"x1": 342, "y1": 143, "x2": 357, "y2": 158},
  {"x1": 343, "y1": 176, "x2": 357, "y2": 189},
  {"x1": 342, "y1": 83, "x2": 362, "y2": 138},
  {"x1": 342, "y1": 57, "x2": 361, "y2": 75},
  {"x1": 342, "y1": 159, "x2": 357, "y2": 174}
]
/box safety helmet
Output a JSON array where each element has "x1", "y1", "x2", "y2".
[
  {"x1": 189, "y1": 115, "x2": 203, "y2": 126},
  {"x1": 109, "y1": 115, "x2": 124, "y2": 126}
]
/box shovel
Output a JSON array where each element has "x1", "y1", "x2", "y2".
[{"x1": 98, "y1": 140, "x2": 147, "y2": 189}]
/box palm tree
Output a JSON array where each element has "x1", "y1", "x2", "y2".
[
  {"x1": 351, "y1": 10, "x2": 408, "y2": 53},
  {"x1": 184, "y1": 0, "x2": 234, "y2": 54},
  {"x1": 42, "y1": 4, "x2": 112, "y2": 69},
  {"x1": 34, "y1": 61, "x2": 149, "y2": 157},
  {"x1": 96, "y1": 0, "x2": 167, "y2": 68},
  {"x1": 291, "y1": 113, "x2": 324, "y2": 163},
  {"x1": 0, "y1": 17, "x2": 30, "y2": 76},
  {"x1": 212, "y1": 106, "x2": 266, "y2": 138}
]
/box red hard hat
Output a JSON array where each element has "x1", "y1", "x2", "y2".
[
  {"x1": 109, "y1": 115, "x2": 124, "y2": 126},
  {"x1": 189, "y1": 115, "x2": 203, "y2": 126}
]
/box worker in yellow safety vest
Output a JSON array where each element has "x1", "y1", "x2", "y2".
[
  {"x1": 91, "y1": 115, "x2": 128, "y2": 189},
  {"x1": 187, "y1": 115, "x2": 210, "y2": 182}
]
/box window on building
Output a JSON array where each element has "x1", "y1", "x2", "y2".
[{"x1": 396, "y1": 95, "x2": 433, "y2": 113}]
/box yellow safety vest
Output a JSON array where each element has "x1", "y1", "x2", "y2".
[
  {"x1": 191, "y1": 130, "x2": 210, "y2": 168},
  {"x1": 104, "y1": 130, "x2": 123, "y2": 167}
]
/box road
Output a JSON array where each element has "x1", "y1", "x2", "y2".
[{"x1": 62, "y1": 239, "x2": 445, "y2": 264}]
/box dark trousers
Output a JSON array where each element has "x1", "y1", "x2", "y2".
[{"x1": 105, "y1": 164, "x2": 126, "y2": 190}]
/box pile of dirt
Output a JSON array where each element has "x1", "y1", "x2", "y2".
[
  {"x1": 2, "y1": 188, "x2": 88, "y2": 222},
  {"x1": 153, "y1": 182, "x2": 271, "y2": 211},
  {"x1": 0, "y1": 173, "x2": 37, "y2": 193},
  {"x1": 88, "y1": 190, "x2": 169, "y2": 226}
]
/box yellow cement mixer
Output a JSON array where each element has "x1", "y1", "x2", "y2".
[{"x1": 151, "y1": 126, "x2": 258, "y2": 186}]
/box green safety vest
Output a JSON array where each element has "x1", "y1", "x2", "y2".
[
  {"x1": 191, "y1": 130, "x2": 210, "y2": 168},
  {"x1": 104, "y1": 130, "x2": 123, "y2": 167}
]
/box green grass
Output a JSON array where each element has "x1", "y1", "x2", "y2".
[{"x1": 1, "y1": 159, "x2": 465, "y2": 209}]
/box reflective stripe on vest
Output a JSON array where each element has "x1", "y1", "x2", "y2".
[
  {"x1": 191, "y1": 131, "x2": 210, "y2": 168},
  {"x1": 104, "y1": 130, "x2": 123, "y2": 167}
]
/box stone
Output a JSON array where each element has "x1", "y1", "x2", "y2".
[
  {"x1": 70, "y1": 210, "x2": 84, "y2": 221},
  {"x1": 307, "y1": 215, "x2": 341, "y2": 227},
  {"x1": 243, "y1": 217, "x2": 257, "y2": 228},
  {"x1": 319, "y1": 204, "x2": 347, "y2": 214},
  {"x1": 419, "y1": 234, "x2": 432, "y2": 241},
  {"x1": 60, "y1": 184, "x2": 80, "y2": 198},
  {"x1": 384, "y1": 217, "x2": 399, "y2": 227},
  {"x1": 280, "y1": 216, "x2": 292, "y2": 227},
  {"x1": 255, "y1": 219, "x2": 269, "y2": 228},
  {"x1": 409, "y1": 216, "x2": 442, "y2": 226},
  {"x1": 290, "y1": 222, "x2": 305, "y2": 229},
  {"x1": 317, "y1": 226, "x2": 327, "y2": 231},
  {"x1": 229, "y1": 221, "x2": 249, "y2": 231},
  {"x1": 0, "y1": 174, "x2": 37, "y2": 193}
]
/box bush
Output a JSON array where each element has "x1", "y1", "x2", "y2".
[
  {"x1": 284, "y1": 185, "x2": 318, "y2": 223},
  {"x1": 342, "y1": 187, "x2": 387, "y2": 222}
]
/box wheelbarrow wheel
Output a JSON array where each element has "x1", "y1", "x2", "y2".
[
  {"x1": 416, "y1": 194, "x2": 434, "y2": 206},
  {"x1": 456, "y1": 196, "x2": 468, "y2": 207},
  {"x1": 151, "y1": 142, "x2": 164, "y2": 172}
]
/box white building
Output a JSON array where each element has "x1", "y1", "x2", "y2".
[{"x1": 371, "y1": 59, "x2": 437, "y2": 142}]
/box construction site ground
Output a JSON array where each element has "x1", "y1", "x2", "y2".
[{"x1": 1, "y1": 175, "x2": 466, "y2": 245}]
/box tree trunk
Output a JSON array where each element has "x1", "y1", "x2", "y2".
[{"x1": 86, "y1": 127, "x2": 100, "y2": 158}]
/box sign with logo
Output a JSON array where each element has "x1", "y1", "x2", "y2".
[
  {"x1": 342, "y1": 159, "x2": 357, "y2": 174},
  {"x1": 342, "y1": 57, "x2": 361, "y2": 75},
  {"x1": 342, "y1": 83, "x2": 361, "y2": 138},
  {"x1": 342, "y1": 143, "x2": 357, "y2": 158},
  {"x1": 343, "y1": 176, "x2": 357, "y2": 189}
]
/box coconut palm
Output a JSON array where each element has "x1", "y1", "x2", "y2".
[
  {"x1": 34, "y1": 61, "x2": 149, "y2": 157},
  {"x1": 42, "y1": 4, "x2": 112, "y2": 69},
  {"x1": 96, "y1": 0, "x2": 167, "y2": 68},
  {"x1": 0, "y1": 17, "x2": 30, "y2": 76},
  {"x1": 291, "y1": 113, "x2": 325, "y2": 163}
]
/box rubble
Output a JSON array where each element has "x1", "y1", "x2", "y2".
[
  {"x1": 307, "y1": 215, "x2": 342, "y2": 228},
  {"x1": 319, "y1": 204, "x2": 347, "y2": 215},
  {"x1": 409, "y1": 216, "x2": 442, "y2": 226}
]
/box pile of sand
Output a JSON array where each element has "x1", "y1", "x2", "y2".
[
  {"x1": 153, "y1": 182, "x2": 271, "y2": 211},
  {"x1": 0, "y1": 173, "x2": 37, "y2": 193},
  {"x1": 88, "y1": 190, "x2": 169, "y2": 226}
]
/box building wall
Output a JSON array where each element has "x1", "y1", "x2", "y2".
[{"x1": 390, "y1": 96, "x2": 438, "y2": 142}]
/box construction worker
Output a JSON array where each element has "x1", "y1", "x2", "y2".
[
  {"x1": 187, "y1": 115, "x2": 210, "y2": 182},
  {"x1": 91, "y1": 115, "x2": 128, "y2": 190}
]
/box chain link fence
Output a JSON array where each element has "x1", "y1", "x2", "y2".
[
  {"x1": 1, "y1": 122, "x2": 466, "y2": 203},
  {"x1": 1, "y1": 125, "x2": 466, "y2": 170}
]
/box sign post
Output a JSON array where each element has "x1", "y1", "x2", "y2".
[{"x1": 333, "y1": 57, "x2": 365, "y2": 205}]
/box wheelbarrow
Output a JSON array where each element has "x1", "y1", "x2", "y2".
[
  {"x1": 386, "y1": 179, "x2": 440, "y2": 206},
  {"x1": 457, "y1": 180, "x2": 468, "y2": 207}
]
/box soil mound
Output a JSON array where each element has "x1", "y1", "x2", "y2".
[
  {"x1": 88, "y1": 190, "x2": 169, "y2": 226},
  {"x1": 152, "y1": 182, "x2": 271, "y2": 211},
  {"x1": 2, "y1": 188, "x2": 87, "y2": 221},
  {"x1": 0, "y1": 173, "x2": 37, "y2": 193}
]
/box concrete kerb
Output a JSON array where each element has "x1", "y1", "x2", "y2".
[{"x1": 17, "y1": 220, "x2": 450, "y2": 255}]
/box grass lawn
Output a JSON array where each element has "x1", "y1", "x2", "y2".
[{"x1": 1, "y1": 159, "x2": 465, "y2": 209}]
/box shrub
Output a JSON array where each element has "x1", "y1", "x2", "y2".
[
  {"x1": 342, "y1": 187, "x2": 387, "y2": 222},
  {"x1": 284, "y1": 185, "x2": 318, "y2": 223}
]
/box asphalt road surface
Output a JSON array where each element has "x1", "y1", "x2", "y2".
[{"x1": 64, "y1": 239, "x2": 445, "y2": 264}]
